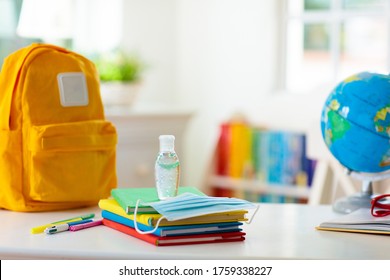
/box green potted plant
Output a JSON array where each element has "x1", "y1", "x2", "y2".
[{"x1": 95, "y1": 51, "x2": 145, "y2": 107}]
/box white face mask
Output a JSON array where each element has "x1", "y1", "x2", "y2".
[{"x1": 133, "y1": 193, "x2": 259, "y2": 235}]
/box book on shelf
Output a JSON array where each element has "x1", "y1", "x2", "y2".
[
  {"x1": 111, "y1": 186, "x2": 205, "y2": 214},
  {"x1": 216, "y1": 122, "x2": 230, "y2": 177},
  {"x1": 214, "y1": 122, "x2": 234, "y2": 197},
  {"x1": 102, "y1": 210, "x2": 243, "y2": 237},
  {"x1": 316, "y1": 208, "x2": 390, "y2": 235},
  {"x1": 103, "y1": 218, "x2": 246, "y2": 246},
  {"x1": 229, "y1": 121, "x2": 252, "y2": 179},
  {"x1": 263, "y1": 131, "x2": 284, "y2": 203},
  {"x1": 98, "y1": 198, "x2": 248, "y2": 227}
]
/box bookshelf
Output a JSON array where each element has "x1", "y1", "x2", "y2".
[
  {"x1": 204, "y1": 120, "x2": 316, "y2": 203},
  {"x1": 209, "y1": 175, "x2": 311, "y2": 199}
]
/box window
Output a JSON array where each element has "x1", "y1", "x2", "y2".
[
  {"x1": 0, "y1": 0, "x2": 122, "y2": 67},
  {"x1": 0, "y1": 0, "x2": 36, "y2": 66},
  {"x1": 284, "y1": 0, "x2": 390, "y2": 94}
]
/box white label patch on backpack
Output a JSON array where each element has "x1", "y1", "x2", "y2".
[{"x1": 57, "y1": 72, "x2": 89, "y2": 107}]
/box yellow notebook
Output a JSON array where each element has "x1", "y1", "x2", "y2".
[{"x1": 98, "y1": 198, "x2": 248, "y2": 227}]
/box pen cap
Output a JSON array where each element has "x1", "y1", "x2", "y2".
[{"x1": 159, "y1": 135, "x2": 175, "y2": 152}]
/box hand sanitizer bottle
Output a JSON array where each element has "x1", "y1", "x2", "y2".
[{"x1": 155, "y1": 135, "x2": 180, "y2": 200}]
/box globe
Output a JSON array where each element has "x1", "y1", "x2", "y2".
[{"x1": 321, "y1": 72, "x2": 390, "y2": 174}]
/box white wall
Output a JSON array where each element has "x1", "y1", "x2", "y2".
[
  {"x1": 121, "y1": 0, "x2": 178, "y2": 104},
  {"x1": 73, "y1": 0, "x2": 123, "y2": 54},
  {"x1": 175, "y1": 0, "x2": 280, "y2": 188}
]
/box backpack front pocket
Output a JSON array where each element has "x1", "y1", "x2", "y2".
[{"x1": 27, "y1": 120, "x2": 117, "y2": 203}]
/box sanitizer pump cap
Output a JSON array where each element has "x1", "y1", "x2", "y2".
[{"x1": 159, "y1": 135, "x2": 175, "y2": 152}]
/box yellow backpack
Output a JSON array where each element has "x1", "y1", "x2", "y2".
[{"x1": 0, "y1": 43, "x2": 117, "y2": 212}]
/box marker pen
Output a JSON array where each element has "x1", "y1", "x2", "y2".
[
  {"x1": 69, "y1": 219, "x2": 103, "y2": 231},
  {"x1": 44, "y1": 219, "x2": 93, "y2": 234}
]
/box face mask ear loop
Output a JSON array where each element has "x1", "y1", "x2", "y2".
[
  {"x1": 133, "y1": 199, "x2": 166, "y2": 235},
  {"x1": 244, "y1": 204, "x2": 260, "y2": 224}
]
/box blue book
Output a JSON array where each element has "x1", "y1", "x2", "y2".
[
  {"x1": 101, "y1": 210, "x2": 243, "y2": 237},
  {"x1": 283, "y1": 132, "x2": 304, "y2": 185},
  {"x1": 267, "y1": 131, "x2": 285, "y2": 203}
]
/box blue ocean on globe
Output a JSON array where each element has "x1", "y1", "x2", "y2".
[{"x1": 321, "y1": 72, "x2": 390, "y2": 173}]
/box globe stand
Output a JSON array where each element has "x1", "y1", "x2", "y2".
[
  {"x1": 333, "y1": 179, "x2": 374, "y2": 214},
  {"x1": 333, "y1": 169, "x2": 390, "y2": 214}
]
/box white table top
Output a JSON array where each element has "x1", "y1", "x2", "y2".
[{"x1": 1, "y1": 203, "x2": 389, "y2": 260}]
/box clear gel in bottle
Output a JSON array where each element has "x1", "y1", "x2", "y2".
[{"x1": 155, "y1": 135, "x2": 180, "y2": 200}]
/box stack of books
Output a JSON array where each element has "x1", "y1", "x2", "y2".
[{"x1": 99, "y1": 186, "x2": 248, "y2": 246}]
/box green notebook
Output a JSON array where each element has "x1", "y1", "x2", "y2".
[{"x1": 111, "y1": 186, "x2": 206, "y2": 214}]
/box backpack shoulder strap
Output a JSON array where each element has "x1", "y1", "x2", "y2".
[{"x1": 0, "y1": 44, "x2": 67, "y2": 130}]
